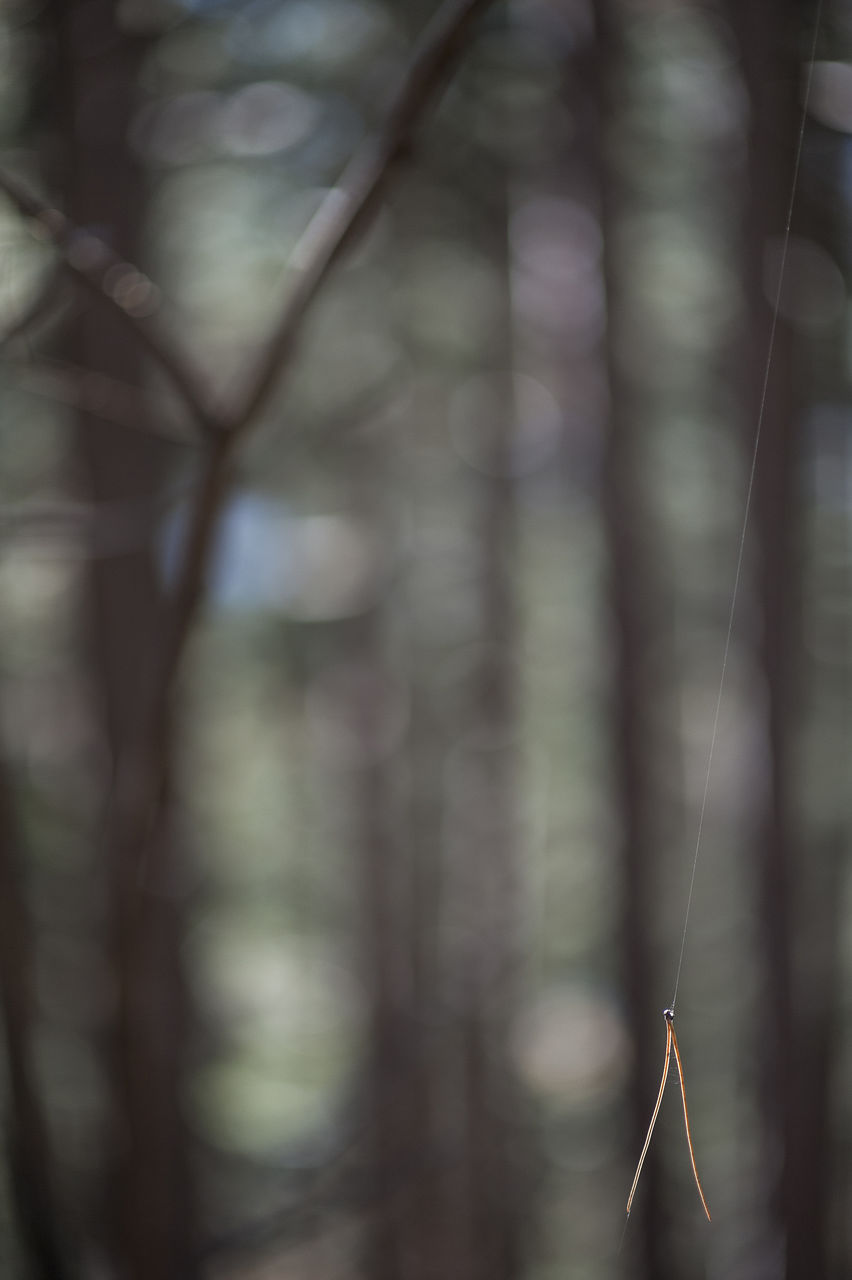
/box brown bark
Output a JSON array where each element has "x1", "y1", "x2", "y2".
[
  {"x1": 456, "y1": 207, "x2": 524, "y2": 1280},
  {"x1": 46, "y1": 3, "x2": 196, "y2": 1275},
  {"x1": 595, "y1": 3, "x2": 671, "y2": 1273},
  {"x1": 0, "y1": 757, "x2": 69, "y2": 1279},
  {"x1": 734, "y1": 5, "x2": 848, "y2": 1276},
  {"x1": 729, "y1": 3, "x2": 801, "y2": 1269}
]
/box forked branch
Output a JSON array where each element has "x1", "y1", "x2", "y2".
[
  {"x1": 134, "y1": 0, "x2": 498, "y2": 761},
  {"x1": 0, "y1": 0, "x2": 494, "y2": 450}
]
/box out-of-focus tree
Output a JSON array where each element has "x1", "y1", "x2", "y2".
[{"x1": 44, "y1": 4, "x2": 194, "y2": 1274}]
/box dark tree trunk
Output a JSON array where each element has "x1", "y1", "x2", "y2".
[
  {"x1": 45, "y1": 3, "x2": 196, "y2": 1276},
  {"x1": 361, "y1": 160, "x2": 524, "y2": 1280},
  {"x1": 596, "y1": 3, "x2": 671, "y2": 1274},
  {"x1": 599, "y1": 367, "x2": 667, "y2": 1275},
  {"x1": 352, "y1": 611, "x2": 415, "y2": 1280},
  {"x1": 734, "y1": 5, "x2": 850, "y2": 1276},
  {"x1": 0, "y1": 756, "x2": 69, "y2": 1279},
  {"x1": 730, "y1": 4, "x2": 800, "y2": 1272},
  {"x1": 459, "y1": 194, "x2": 524, "y2": 1280}
]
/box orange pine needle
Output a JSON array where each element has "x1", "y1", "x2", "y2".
[
  {"x1": 669, "y1": 1014, "x2": 712, "y2": 1222},
  {"x1": 626, "y1": 1014, "x2": 672, "y2": 1217}
]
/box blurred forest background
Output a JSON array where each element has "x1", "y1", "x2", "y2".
[{"x1": 0, "y1": 0, "x2": 849, "y2": 1277}]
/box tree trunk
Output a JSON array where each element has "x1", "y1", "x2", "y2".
[
  {"x1": 596, "y1": 3, "x2": 671, "y2": 1273},
  {"x1": 734, "y1": 4, "x2": 850, "y2": 1275},
  {"x1": 45, "y1": 3, "x2": 196, "y2": 1275},
  {"x1": 730, "y1": 4, "x2": 800, "y2": 1272},
  {"x1": 0, "y1": 754, "x2": 69, "y2": 1279}
]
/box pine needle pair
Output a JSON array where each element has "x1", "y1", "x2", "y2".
[{"x1": 626, "y1": 1008, "x2": 711, "y2": 1222}]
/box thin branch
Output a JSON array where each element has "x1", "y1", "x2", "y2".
[
  {"x1": 0, "y1": 168, "x2": 221, "y2": 441},
  {"x1": 0, "y1": 269, "x2": 69, "y2": 356},
  {"x1": 0, "y1": 489, "x2": 188, "y2": 561},
  {"x1": 3, "y1": 358, "x2": 193, "y2": 443},
  {"x1": 230, "y1": 0, "x2": 495, "y2": 437}
]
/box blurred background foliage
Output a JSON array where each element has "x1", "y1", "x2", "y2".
[{"x1": 0, "y1": 0, "x2": 850, "y2": 1278}]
